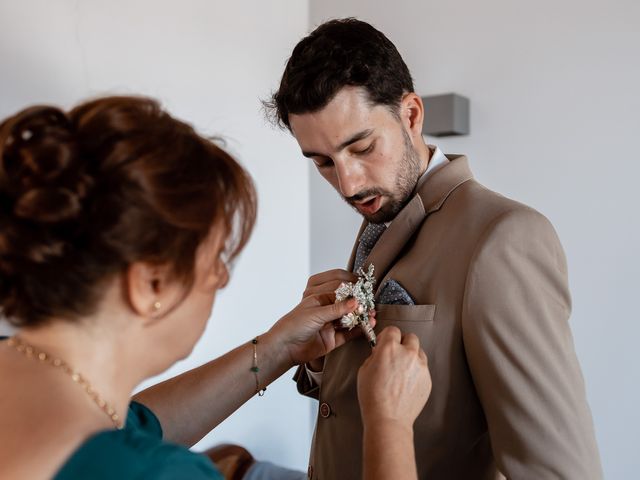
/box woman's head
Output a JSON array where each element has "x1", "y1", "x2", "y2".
[{"x1": 0, "y1": 96, "x2": 256, "y2": 329}]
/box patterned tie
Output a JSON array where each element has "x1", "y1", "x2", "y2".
[{"x1": 353, "y1": 223, "x2": 387, "y2": 272}]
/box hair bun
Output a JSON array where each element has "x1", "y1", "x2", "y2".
[{"x1": 1, "y1": 106, "x2": 92, "y2": 224}]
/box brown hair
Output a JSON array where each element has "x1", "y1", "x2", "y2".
[
  {"x1": 264, "y1": 18, "x2": 414, "y2": 131},
  {"x1": 0, "y1": 96, "x2": 256, "y2": 327}
]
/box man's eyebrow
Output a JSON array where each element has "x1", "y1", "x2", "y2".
[
  {"x1": 302, "y1": 129, "x2": 374, "y2": 158},
  {"x1": 336, "y1": 128, "x2": 374, "y2": 151}
]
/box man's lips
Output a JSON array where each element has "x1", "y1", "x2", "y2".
[{"x1": 354, "y1": 195, "x2": 382, "y2": 215}]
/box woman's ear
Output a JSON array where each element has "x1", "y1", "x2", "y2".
[
  {"x1": 125, "y1": 262, "x2": 172, "y2": 321},
  {"x1": 401, "y1": 92, "x2": 425, "y2": 140}
]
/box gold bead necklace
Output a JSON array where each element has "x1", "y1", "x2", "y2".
[{"x1": 6, "y1": 336, "x2": 123, "y2": 430}]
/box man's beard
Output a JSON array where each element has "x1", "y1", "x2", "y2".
[{"x1": 345, "y1": 129, "x2": 422, "y2": 224}]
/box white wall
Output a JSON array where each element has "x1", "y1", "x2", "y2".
[
  {"x1": 309, "y1": 1, "x2": 640, "y2": 478},
  {"x1": 0, "y1": 0, "x2": 312, "y2": 470}
]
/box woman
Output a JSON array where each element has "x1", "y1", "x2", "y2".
[{"x1": 0, "y1": 96, "x2": 430, "y2": 479}]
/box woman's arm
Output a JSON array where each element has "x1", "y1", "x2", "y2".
[
  {"x1": 357, "y1": 326, "x2": 431, "y2": 480},
  {"x1": 134, "y1": 291, "x2": 358, "y2": 447},
  {"x1": 363, "y1": 421, "x2": 417, "y2": 480}
]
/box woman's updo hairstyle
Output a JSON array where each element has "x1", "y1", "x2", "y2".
[{"x1": 0, "y1": 96, "x2": 256, "y2": 327}]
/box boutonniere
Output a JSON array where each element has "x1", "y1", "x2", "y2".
[{"x1": 334, "y1": 264, "x2": 377, "y2": 347}]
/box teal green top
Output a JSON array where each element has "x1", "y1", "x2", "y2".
[
  {"x1": 54, "y1": 401, "x2": 222, "y2": 479},
  {"x1": 0, "y1": 337, "x2": 222, "y2": 479}
]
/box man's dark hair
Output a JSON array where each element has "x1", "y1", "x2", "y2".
[{"x1": 265, "y1": 18, "x2": 414, "y2": 130}]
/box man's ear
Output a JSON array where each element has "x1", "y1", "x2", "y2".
[
  {"x1": 125, "y1": 262, "x2": 172, "y2": 322},
  {"x1": 400, "y1": 92, "x2": 425, "y2": 140}
]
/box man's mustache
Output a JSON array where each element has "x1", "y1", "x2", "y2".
[{"x1": 345, "y1": 188, "x2": 387, "y2": 203}]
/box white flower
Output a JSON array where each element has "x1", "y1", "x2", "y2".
[{"x1": 334, "y1": 264, "x2": 377, "y2": 346}]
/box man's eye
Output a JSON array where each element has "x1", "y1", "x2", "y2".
[
  {"x1": 354, "y1": 143, "x2": 374, "y2": 155},
  {"x1": 313, "y1": 158, "x2": 334, "y2": 168}
]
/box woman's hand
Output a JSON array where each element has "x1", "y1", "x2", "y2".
[
  {"x1": 357, "y1": 326, "x2": 431, "y2": 430},
  {"x1": 266, "y1": 269, "x2": 376, "y2": 367},
  {"x1": 301, "y1": 269, "x2": 357, "y2": 299}
]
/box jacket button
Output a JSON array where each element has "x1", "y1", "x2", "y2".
[
  {"x1": 320, "y1": 402, "x2": 332, "y2": 418},
  {"x1": 308, "y1": 464, "x2": 313, "y2": 478}
]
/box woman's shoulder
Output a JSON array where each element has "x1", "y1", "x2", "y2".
[{"x1": 54, "y1": 401, "x2": 222, "y2": 480}]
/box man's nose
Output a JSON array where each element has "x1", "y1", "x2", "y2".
[{"x1": 336, "y1": 159, "x2": 364, "y2": 198}]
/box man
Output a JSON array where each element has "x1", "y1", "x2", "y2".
[{"x1": 266, "y1": 18, "x2": 602, "y2": 479}]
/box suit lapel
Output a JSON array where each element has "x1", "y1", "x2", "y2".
[
  {"x1": 359, "y1": 155, "x2": 474, "y2": 298},
  {"x1": 417, "y1": 154, "x2": 473, "y2": 214},
  {"x1": 346, "y1": 221, "x2": 367, "y2": 272},
  {"x1": 364, "y1": 194, "x2": 426, "y2": 297}
]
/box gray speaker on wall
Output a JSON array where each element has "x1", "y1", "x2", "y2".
[{"x1": 421, "y1": 93, "x2": 470, "y2": 137}]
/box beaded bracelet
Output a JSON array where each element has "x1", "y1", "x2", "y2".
[{"x1": 251, "y1": 337, "x2": 267, "y2": 396}]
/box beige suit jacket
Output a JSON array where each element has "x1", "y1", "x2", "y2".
[{"x1": 295, "y1": 155, "x2": 602, "y2": 479}]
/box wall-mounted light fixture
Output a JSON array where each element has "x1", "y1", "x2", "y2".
[{"x1": 421, "y1": 93, "x2": 470, "y2": 137}]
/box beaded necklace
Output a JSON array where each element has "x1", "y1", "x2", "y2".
[{"x1": 6, "y1": 336, "x2": 123, "y2": 429}]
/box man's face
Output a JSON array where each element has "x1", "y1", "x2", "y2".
[{"x1": 289, "y1": 86, "x2": 425, "y2": 224}]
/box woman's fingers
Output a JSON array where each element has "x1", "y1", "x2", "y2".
[
  {"x1": 303, "y1": 268, "x2": 357, "y2": 299},
  {"x1": 300, "y1": 291, "x2": 381, "y2": 351},
  {"x1": 376, "y1": 325, "x2": 402, "y2": 345},
  {"x1": 306, "y1": 269, "x2": 356, "y2": 290},
  {"x1": 303, "y1": 279, "x2": 347, "y2": 298},
  {"x1": 313, "y1": 297, "x2": 357, "y2": 324},
  {"x1": 334, "y1": 316, "x2": 377, "y2": 347},
  {"x1": 418, "y1": 348, "x2": 428, "y2": 363},
  {"x1": 303, "y1": 292, "x2": 336, "y2": 308},
  {"x1": 401, "y1": 332, "x2": 420, "y2": 352}
]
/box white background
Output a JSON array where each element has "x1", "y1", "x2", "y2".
[{"x1": 1, "y1": 0, "x2": 638, "y2": 476}]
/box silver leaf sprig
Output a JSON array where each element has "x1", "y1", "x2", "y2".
[{"x1": 334, "y1": 264, "x2": 377, "y2": 347}]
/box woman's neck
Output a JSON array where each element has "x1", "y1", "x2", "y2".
[{"x1": 15, "y1": 317, "x2": 141, "y2": 428}]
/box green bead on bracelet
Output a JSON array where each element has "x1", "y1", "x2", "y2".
[{"x1": 250, "y1": 336, "x2": 266, "y2": 396}]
